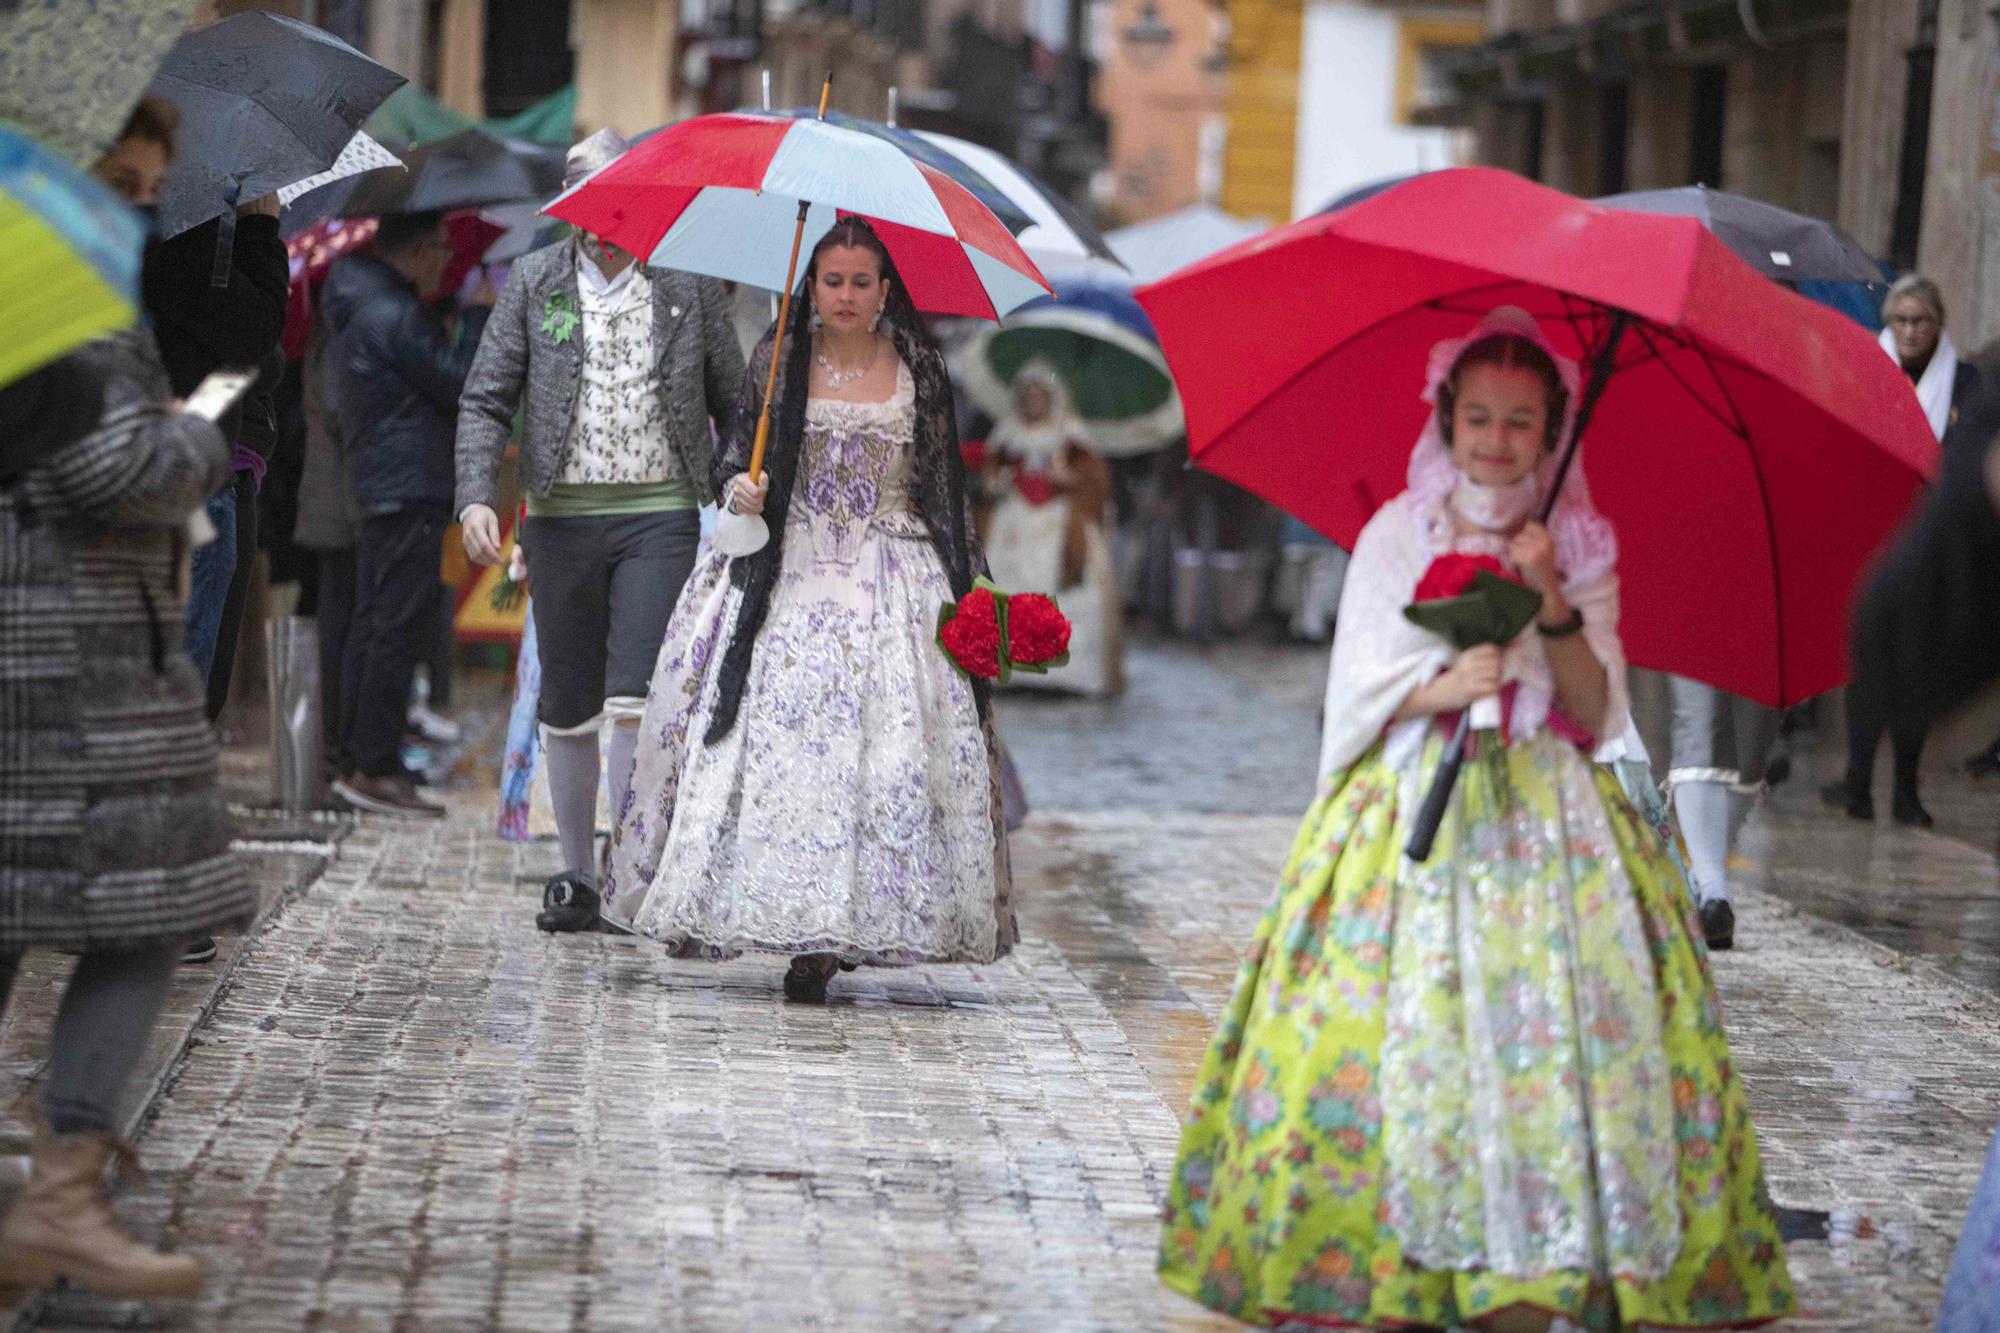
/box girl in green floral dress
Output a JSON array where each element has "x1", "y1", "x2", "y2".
[{"x1": 1157, "y1": 309, "x2": 1794, "y2": 1332}]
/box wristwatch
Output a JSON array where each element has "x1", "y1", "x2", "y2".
[{"x1": 1538, "y1": 607, "x2": 1585, "y2": 638}]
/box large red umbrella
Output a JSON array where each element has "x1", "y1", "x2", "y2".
[{"x1": 1138, "y1": 167, "x2": 1935, "y2": 710}]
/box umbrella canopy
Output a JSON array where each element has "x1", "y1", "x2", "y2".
[
  {"x1": 277, "y1": 130, "x2": 400, "y2": 208},
  {"x1": 959, "y1": 277, "x2": 1182, "y2": 455},
  {"x1": 1138, "y1": 167, "x2": 1937, "y2": 708},
  {"x1": 0, "y1": 126, "x2": 145, "y2": 388},
  {"x1": 0, "y1": 0, "x2": 199, "y2": 169},
  {"x1": 912, "y1": 130, "x2": 1120, "y2": 269},
  {"x1": 1599, "y1": 184, "x2": 1883, "y2": 284},
  {"x1": 758, "y1": 110, "x2": 1035, "y2": 237},
  {"x1": 544, "y1": 112, "x2": 1050, "y2": 321},
  {"x1": 1104, "y1": 204, "x2": 1264, "y2": 284},
  {"x1": 327, "y1": 129, "x2": 564, "y2": 219},
  {"x1": 151, "y1": 11, "x2": 406, "y2": 238}
]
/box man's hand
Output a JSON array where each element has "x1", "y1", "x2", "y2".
[
  {"x1": 467, "y1": 271, "x2": 498, "y2": 308},
  {"x1": 237, "y1": 192, "x2": 281, "y2": 219},
  {"x1": 461, "y1": 504, "x2": 504, "y2": 566}
]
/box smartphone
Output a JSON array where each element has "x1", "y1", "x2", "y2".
[{"x1": 180, "y1": 369, "x2": 257, "y2": 423}]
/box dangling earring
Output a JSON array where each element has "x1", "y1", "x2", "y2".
[
  {"x1": 809, "y1": 305, "x2": 823, "y2": 332},
  {"x1": 869, "y1": 305, "x2": 883, "y2": 334}
]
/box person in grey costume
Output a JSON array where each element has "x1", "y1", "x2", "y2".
[{"x1": 456, "y1": 128, "x2": 744, "y2": 932}]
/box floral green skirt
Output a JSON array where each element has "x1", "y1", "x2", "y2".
[{"x1": 1158, "y1": 730, "x2": 1794, "y2": 1330}]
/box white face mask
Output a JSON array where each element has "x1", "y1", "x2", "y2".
[{"x1": 1450, "y1": 472, "x2": 1539, "y2": 531}]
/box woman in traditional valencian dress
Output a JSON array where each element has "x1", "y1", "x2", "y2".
[
  {"x1": 979, "y1": 362, "x2": 1124, "y2": 696},
  {"x1": 601, "y1": 218, "x2": 1015, "y2": 1003},
  {"x1": 1157, "y1": 309, "x2": 1794, "y2": 1332}
]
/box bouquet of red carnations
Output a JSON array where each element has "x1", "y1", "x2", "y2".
[{"x1": 937, "y1": 579, "x2": 1072, "y2": 684}]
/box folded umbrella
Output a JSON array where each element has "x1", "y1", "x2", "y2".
[
  {"x1": 0, "y1": 0, "x2": 200, "y2": 170},
  {"x1": 959, "y1": 276, "x2": 1182, "y2": 455},
  {"x1": 1138, "y1": 166, "x2": 1936, "y2": 857},
  {"x1": 151, "y1": 11, "x2": 406, "y2": 239},
  {"x1": 0, "y1": 125, "x2": 145, "y2": 390},
  {"x1": 1599, "y1": 184, "x2": 1883, "y2": 285}
]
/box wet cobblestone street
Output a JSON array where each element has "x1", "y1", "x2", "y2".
[{"x1": 2, "y1": 637, "x2": 1997, "y2": 1329}]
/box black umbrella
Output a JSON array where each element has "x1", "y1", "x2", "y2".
[
  {"x1": 151, "y1": 12, "x2": 405, "y2": 239},
  {"x1": 1598, "y1": 184, "x2": 1882, "y2": 284},
  {"x1": 313, "y1": 129, "x2": 565, "y2": 221}
]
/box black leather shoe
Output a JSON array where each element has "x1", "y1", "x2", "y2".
[
  {"x1": 782, "y1": 955, "x2": 833, "y2": 1003},
  {"x1": 1892, "y1": 790, "x2": 1935, "y2": 828},
  {"x1": 1969, "y1": 746, "x2": 2000, "y2": 780},
  {"x1": 1821, "y1": 781, "x2": 1872, "y2": 821},
  {"x1": 1699, "y1": 898, "x2": 1736, "y2": 952},
  {"x1": 536, "y1": 873, "x2": 601, "y2": 933}
]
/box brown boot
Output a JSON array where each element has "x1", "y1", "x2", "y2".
[{"x1": 0, "y1": 1127, "x2": 201, "y2": 1297}]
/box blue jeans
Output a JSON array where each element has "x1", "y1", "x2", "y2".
[{"x1": 184, "y1": 487, "x2": 237, "y2": 680}]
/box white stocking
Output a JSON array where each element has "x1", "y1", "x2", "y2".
[
  {"x1": 541, "y1": 726, "x2": 601, "y2": 883},
  {"x1": 607, "y1": 725, "x2": 639, "y2": 833}
]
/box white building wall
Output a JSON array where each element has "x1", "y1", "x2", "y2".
[{"x1": 1292, "y1": 1, "x2": 1465, "y2": 219}]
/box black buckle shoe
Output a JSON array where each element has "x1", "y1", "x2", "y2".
[
  {"x1": 782, "y1": 955, "x2": 832, "y2": 1003},
  {"x1": 536, "y1": 873, "x2": 601, "y2": 933},
  {"x1": 1699, "y1": 898, "x2": 1736, "y2": 952}
]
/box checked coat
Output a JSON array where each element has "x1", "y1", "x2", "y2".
[{"x1": 0, "y1": 331, "x2": 254, "y2": 950}]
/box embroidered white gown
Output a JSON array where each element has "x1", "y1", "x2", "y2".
[{"x1": 602, "y1": 361, "x2": 1016, "y2": 964}]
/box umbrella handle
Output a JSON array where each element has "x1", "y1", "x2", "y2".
[
  {"x1": 747, "y1": 198, "x2": 815, "y2": 487},
  {"x1": 1404, "y1": 712, "x2": 1472, "y2": 863}
]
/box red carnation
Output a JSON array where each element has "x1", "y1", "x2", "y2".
[
  {"x1": 939, "y1": 587, "x2": 1002, "y2": 679},
  {"x1": 1412, "y1": 553, "x2": 1516, "y2": 602},
  {"x1": 1007, "y1": 593, "x2": 1071, "y2": 665},
  {"x1": 1014, "y1": 473, "x2": 1056, "y2": 506},
  {"x1": 961, "y1": 439, "x2": 989, "y2": 470}
]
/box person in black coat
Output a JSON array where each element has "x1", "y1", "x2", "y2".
[
  {"x1": 142, "y1": 194, "x2": 291, "y2": 719},
  {"x1": 319, "y1": 212, "x2": 492, "y2": 818},
  {"x1": 1824, "y1": 380, "x2": 2000, "y2": 824}
]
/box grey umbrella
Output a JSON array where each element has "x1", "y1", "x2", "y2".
[
  {"x1": 330, "y1": 129, "x2": 564, "y2": 218},
  {"x1": 1598, "y1": 184, "x2": 1882, "y2": 284},
  {"x1": 0, "y1": 0, "x2": 200, "y2": 169},
  {"x1": 151, "y1": 11, "x2": 405, "y2": 239}
]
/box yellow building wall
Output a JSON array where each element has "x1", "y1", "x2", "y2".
[{"x1": 1221, "y1": 0, "x2": 1304, "y2": 222}]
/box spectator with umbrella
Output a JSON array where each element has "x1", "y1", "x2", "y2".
[
  {"x1": 972, "y1": 362, "x2": 1124, "y2": 696},
  {"x1": 0, "y1": 97, "x2": 255, "y2": 1301},
  {"x1": 322, "y1": 210, "x2": 493, "y2": 818},
  {"x1": 455, "y1": 128, "x2": 745, "y2": 930}
]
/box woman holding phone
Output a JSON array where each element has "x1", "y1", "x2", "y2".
[{"x1": 0, "y1": 97, "x2": 253, "y2": 1300}]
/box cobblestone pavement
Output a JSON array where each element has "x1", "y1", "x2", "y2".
[{"x1": 5, "y1": 639, "x2": 1999, "y2": 1330}]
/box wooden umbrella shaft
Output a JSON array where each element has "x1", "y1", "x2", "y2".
[{"x1": 747, "y1": 198, "x2": 815, "y2": 486}]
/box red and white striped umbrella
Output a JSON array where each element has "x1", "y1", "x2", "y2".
[{"x1": 543, "y1": 112, "x2": 1051, "y2": 322}]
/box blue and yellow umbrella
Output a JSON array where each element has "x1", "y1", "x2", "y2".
[{"x1": 0, "y1": 125, "x2": 144, "y2": 390}]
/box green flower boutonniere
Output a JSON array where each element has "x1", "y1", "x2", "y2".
[{"x1": 541, "y1": 292, "x2": 578, "y2": 345}]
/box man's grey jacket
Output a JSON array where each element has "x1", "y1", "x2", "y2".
[{"x1": 454, "y1": 242, "x2": 746, "y2": 515}]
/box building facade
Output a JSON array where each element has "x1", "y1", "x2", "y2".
[
  {"x1": 1433, "y1": 0, "x2": 2000, "y2": 350},
  {"x1": 1094, "y1": 0, "x2": 1230, "y2": 225}
]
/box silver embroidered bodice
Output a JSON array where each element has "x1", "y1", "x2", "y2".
[{"x1": 786, "y1": 361, "x2": 921, "y2": 565}]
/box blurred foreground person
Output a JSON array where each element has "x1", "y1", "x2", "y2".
[{"x1": 0, "y1": 99, "x2": 254, "y2": 1298}]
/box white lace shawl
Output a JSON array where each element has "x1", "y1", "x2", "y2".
[{"x1": 1316, "y1": 494, "x2": 1632, "y2": 782}]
